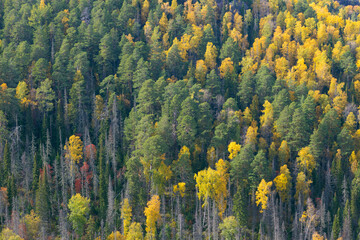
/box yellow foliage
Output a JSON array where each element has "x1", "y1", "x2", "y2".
[
  {"x1": 333, "y1": 91, "x2": 347, "y2": 115},
  {"x1": 243, "y1": 107, "x2": 252, "y2": 125},
  {"x1": 260, "y1": 100, "x2": 273, "y2": 128},
  {"x1": 159, "y1": 12, "x2": 168, "y2": 33},
  {"x1": 156, "y1": 160, "x2": 173, "y2": 182},
  {"x1": 141, "y1": 0, "x2": 150, "y2": 23},
  {"x1": 195, "y1": 60, "x2": 208, "y2": 84},
  {"x1": 64, "y1": 135, "x2": 83, "y2": 164},
  {"x1": 204, "y1": 42, "x2": 217, "y2": 69},
  {"x1": 234, "y1": 13, "x2": 243, "y2": 32},
  {"x1": 0, "y1": 228, "x2": 23, "y2": 240},
  {"x1": 273, "y1": 165, "x2": 292, "y2": 202},
  {"x1": 121, "y1": 198, "x2": 132, "y2": 237},
  {"x1": 222, "y1": 12, "x2": 232, "y2": 34},
  {"x1": 194, "y1": 159, "x2": 229, "y2": 218},
  {"x1": 313, "y1": 50, "x2": 332, "y2": 87},
  {"x1": 312, "y1": 232, "x2": 325, "y2": 240},
  {"x1": 275, "y1": 57, "x2": 289, "y2": 80},
  {"x1": 107, "y1": 231, "x2": 124, "y2": 240},
  {"x1": 295, "y1": 171, "x2": 312, "y2": 200},
  {"x1": 170, "y1": 0, "x2": 178, "y2": 15},
  {"x1": 219, "y1": 58, "x2": 234, "y2": 78},
  {"x1": 245, "y1": 125, "x2": 258, "y2": 146},
  {"x1": 345, "y1": 112, "x2": 356, "y2": 133},
  {"x1": 317, "y1": 23, "x2": 328, "y2": 45},
  {"x1": 354, "y1": 80, "x2": 360, "y2": 102},
  {"x1": 127, "y1": 222, "x2": 143, "y2": 240},
  {"x1": 23, "y1": 210, "x2": 41, "y2": 240},
  {"x1": 278, "y1": 140, "x2": 290, "y2": 165},
  {"x1": 190, "y1": 25, "x2": 203, "y2": 50},
  {"x1": 297, "y1": 38, "x2": 317, "y2": 66},
  {"x1": 297, "y1": 147, "x2": 316, "y2": 175},
  {"x1": 144, "y1": 21, "x2": 152, "y2": 40},
  {"x1": 40, "y1": 0, "x2": 45, "y2": 9},
  {"x1": 0, "y1": 83, "x2": 7, "y2": 91},
  {"x1": 179, "y1": 146, "x2": 190, "y2": 159},
  {"x1": 179, "y1": 34, "x2": 192, "y2": 60},
  {"x1": 349, "y1": 151, "x2": 358, "y2": 174},
  {"x1": 255, "y1": 179, "x2": 273, "y2": 213},
  {"x1": 293, "y1": 58, "x2": 309, "y2": 85},
  {"x1": 251, "y1": 37, "x2": 267, "y2": 62},
  {"x1": 228, "y1": 142, "x2": 241, "y2": 160},
  {"x1": 173, "y1": 182, "x2": 186, "y2": 197},
  {"x1": 144, "y1": 195, "x2": 161, "y2": 240},
  {"x1": 16, "y1": 81, "x2": 29, "y2": 100}
]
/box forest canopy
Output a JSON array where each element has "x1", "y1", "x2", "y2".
[{"x1": 0, "y1": 0, "x2": 360, "y2": 239}]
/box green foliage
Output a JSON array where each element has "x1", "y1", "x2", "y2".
[
  {"x1": 219, "y1": 216, "x2": 239, "y2": 240},
  {"x1": 2, "y1": 0, "x2": 360, "y2": 238},
  {"x1": 68, "y1": 193, "x2": 90, "y2": 236}
]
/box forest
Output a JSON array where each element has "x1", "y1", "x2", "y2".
[{"x1": 0, "y1": 0, "x2": 360, "y2": 239}]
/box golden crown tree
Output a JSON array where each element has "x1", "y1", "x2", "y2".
[
  {"x1": 144, "y1": 195, "x2": 161, "y2": 240},
  {"x1": 256, "y1": 179, "x2": 273, "y2": 213},
  {"x1": 273, "y1": 165, "x2": 292, "y2": 202},
  {"x1": 64, "y1": 135, "x2": 84, "y2": 164},
  {"x1": 121, "y1": 198, "x2": 132, "y2": 237},
  {"x1": 194, "y1": 158, "x2": 229, "y2": 219}
]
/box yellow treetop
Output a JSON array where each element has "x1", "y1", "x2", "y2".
[
  {"x1": 312, "y1": 232, "x2": 325, "y2": 240},
  {"x1": 295, "y1": 171, "x2": 312, "y2": 200},
  {"x1": 273, "y1": 165, "x2": 292, "y2": 202},
  {"x1": 144, "y1": 195, "x2": 161, "y2": 240},
  {"x1": 16, "y1": 81, "x2": 35, "y2": 107},
  {"x1": 180, "y1": 34, "x2": 192, "y2": 60},
  {"x1": 194, "y1": 159, "x2": 229, "y2": 218},
  {"x1": 204, "y1": 42, "x2": 217, "y2": 69},
  {"x1": 173, "y1": 182, "x2": 186, "y2": 197},
  {"x1": 64, "y1": 135, "x2": 83, "y2": 164},
  {"x1": 121, "y1": 198, "x2": 132, "y2": 237},
  {"x1": 243, "y1": 107, "x2": 252, "y2": 125},
  {"x1": 141, "y1": 0, "x2": 150, "y2": 23},
  {"x1": 40, "y1": 0, "x2": 45, "y2": 9},
  {"x1": 332, "y1": 81, "x2": 347, "y2": 115},
  {"x1": 15, "y1": 81, "x2": 29, "y2": 100},
  {"x1": 260, "y1": 100, "x2": 274, "y2": 128},
  {"x1": 255, "y1": 179, "x2": 273, "y2": 213},
  {"x1": 157, "y1": 160, "x2": 173, "y2": 181},
  {"x1": 127, "y1": 222, "x2": 143, "y2": 240},
  {"x1": 344, "y1": 112, "x2": 356, "y2": 134},
  {"x1": 234, "y1": 12, "x2": 243, "y2": 32},
  {"x1": 278, "y1": 140, "x2": 290, "y2": 166},
  {"x1": 349, "y1": 151, "x2": 358, "y2": 174},
  {"x1": 170, "y1": 0, "x2": 178, "y2": 15},
  {"x1": 190, "y1": 25, "x2": 203, "y2": 50},
  {"x1": 0, "y1": 83, "x2": 8, "y2": 91},
  {"x1": 195, "y1": 60, "x2": 208, "y2": 84},
  {"x1": 228, "y1": 142, "x2": 241, "y2": 160},
  {"x1": 245, "y1": 124, "x2": 258, "y2": 146},
  {"x1": 219, "y1": 58, "x2": 234, "y2": 78},
  {"x1": 23, "y1": 210, "x2": 41, "y2": 240},
  {"x1": 179, "y1": 146, "x2": 190, "y2": 159},
  {"x1": 297, "y1": 146, "x2": 316, "y2": 175},
  {"x1": 293, "y1": 58, "x2": 309, "y2": 86},
  {"x1": 0, "y1": 228, "x2": 24, "y2": 240},
  {"x1": 159, "y1": 12, "x2": 168, "y2": 33},
  {"x1": 106, "y1": 231, "x2": 124, "y2": 240},
  {"x1": 313, "y1": 50, "x2": 332, "y2": 87},
  {"x1": 222, "y1": 11, "x2": 232, "y2": 34},
  {"x1": 275, "y1": 57, "x2": 289, "y2": 80}
]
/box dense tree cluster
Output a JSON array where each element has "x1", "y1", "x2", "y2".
[{"x1": 1, "y1": 0, "x2": 360, "y2": 239}]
